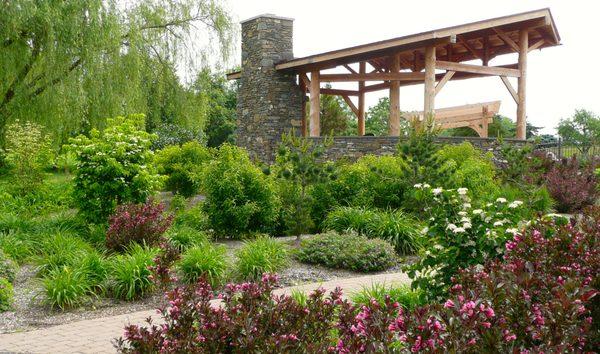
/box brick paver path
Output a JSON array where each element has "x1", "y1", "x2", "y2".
[{"x1": 0, "y1": 272, "x2": 410, "y2": 354}]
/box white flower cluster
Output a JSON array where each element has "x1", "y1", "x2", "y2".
[
  {"x1": 413, "y1": 183, "x2": 431, "y2": 189},
  {"x1": 508, "y1": 200, "x2": 523, "y2": 209}
]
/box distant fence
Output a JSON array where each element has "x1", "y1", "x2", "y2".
[{"x1": 534, "y1": 139, "x2": 600, "y2": 159}]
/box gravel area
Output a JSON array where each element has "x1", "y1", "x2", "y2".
[
  {"x1": 0, "y1": 265, "x2": 164, "y2": 334},
  {"x1": 1, "y1": 235, "x2": 416, "y2": 334}
]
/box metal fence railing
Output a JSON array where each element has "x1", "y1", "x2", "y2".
[{"x1": 534, "y1": 139, "x2": 600, "y2": 159}]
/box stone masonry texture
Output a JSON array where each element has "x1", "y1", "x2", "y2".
[{"x1": 236, "y1": 15, "x2": 304, "y2": 163}]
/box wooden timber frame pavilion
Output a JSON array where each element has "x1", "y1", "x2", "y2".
[{"x1": 228, "y1": 9, "x2": 560, "y2": 161}]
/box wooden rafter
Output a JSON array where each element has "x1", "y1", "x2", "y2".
[
  {"x1": 528, "y1": 39, "x2": 545, "y2": 52},
  {"x1": 343, "y1": 64, "x2": 357, "y2": 74},
  {"x1": 436, "y1": 60, "x2": 521, "y2": 77},
  {"x1": 457, "y1": 35, "x2": 482, "y2": 60},
  {"x1": 493, "y1": 27, "x2": 520, "y2": 52}
]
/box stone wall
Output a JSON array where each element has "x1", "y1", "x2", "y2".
[
  {"x1": 236, "y1": 15, "x2": 304, "y2": 162},
  {"x1": 308, "y1": 136, "x2": 530, "y2": 162}
]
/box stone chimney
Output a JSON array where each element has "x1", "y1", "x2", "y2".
[{"x1": 236, "y1": 14, "x2": 304, "y2": 162}]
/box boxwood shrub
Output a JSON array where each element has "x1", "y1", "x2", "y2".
[{"x1": 296, "y1": 231, "x2": 396, "y2": 272}]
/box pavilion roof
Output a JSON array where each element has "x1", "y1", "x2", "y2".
[{"x1": 278, "y1": 8, "x2": 559, "y2": 73}]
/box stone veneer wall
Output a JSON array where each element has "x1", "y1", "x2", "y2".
[
  {"x1": 236, "y1": 15, "x2": 304, "y2": 162},
  {"x1": 308, "y1": 136, "x2": 530, "y2": 162}
]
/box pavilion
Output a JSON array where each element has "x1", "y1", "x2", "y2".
[{"x1": 228, "y1": 9, "x2": 560, "y2": 161}]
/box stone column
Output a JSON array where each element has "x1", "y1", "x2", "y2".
[{"x1": 236, "y1": 14, "x2": 304, "y2": 162}]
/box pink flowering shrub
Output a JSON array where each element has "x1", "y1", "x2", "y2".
[
  {"x1": 106, "y1": 200, "x2": 173, "y2": 252},
  {"x1": 117, "y1": 209, "x2": 599, "y2": 353},
  {"x1": 116, "y1": 274, "x2": 342, "y2": 353},
  {"x1": 544, "y1": 156, "x2": 598, "y2": 213}
]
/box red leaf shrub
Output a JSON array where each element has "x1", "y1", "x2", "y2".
[
  {"x1": 544, "y1": 156, "x2": 598, "y2": 213},
  {"x1": 106, "y1": 200, "x2": 173, "y2": 252},
  {"x1": 116, "y1": 274, "x2": 343, "y2": 353},
  {"x1": 117, "y1": 210, "x2": 599, "y2": 353}
]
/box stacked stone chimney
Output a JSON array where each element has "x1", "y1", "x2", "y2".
[{"x1": 236, "y1": 14, "x2": 304, "y2": 162}]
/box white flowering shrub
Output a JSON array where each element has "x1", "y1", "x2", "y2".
[{"x1": 405, "y1": 185, "x2": 524, "y2": 300}]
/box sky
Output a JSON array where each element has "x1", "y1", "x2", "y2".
[{"x1": 222, "y1": 0, "x2": 600, "y2": 135}]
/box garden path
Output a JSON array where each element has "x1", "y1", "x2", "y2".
[{"x1": 0, "y1": 272, "x2": 410, "y2": 354}]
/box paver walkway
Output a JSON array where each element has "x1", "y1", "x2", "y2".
[{"x1": 0, "y1": 272, "x2": 410, "y2": 354}]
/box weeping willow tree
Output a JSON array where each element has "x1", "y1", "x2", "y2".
[{"x1": 0, "y1": 0, "x2": 234, "y2": 146}]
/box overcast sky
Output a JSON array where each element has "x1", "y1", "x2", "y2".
[{"x1": 225, "y1": 0, "x2": 599, "y2": 134}]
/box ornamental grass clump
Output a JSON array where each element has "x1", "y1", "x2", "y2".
[
  {"x1": 106, "y1": 200, "x2": 173, "y2": 252},
  {"x1": 177, "y1": 244, "x2": 228, "y2": 286},
  {"x1": 296, "y1": 231, "x2": 396, "y2": 272},
  {"x1": 109, "y1": 245, "x2": 157, "y2": 300},
  {"x1": 234, "y1": 236, "x2": 288, "y2": 280},
  {"x1": 324, "y1": 207, "x2": 421, "y2": 254},
  {"x1": 43, "y1": 266, "x2": 94, "y2": 310},
  {"x1": 0, "y1": 278, "x2": 13, "y2": 312}
]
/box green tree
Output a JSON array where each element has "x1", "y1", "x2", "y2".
[
  {"x1": 320, "y1": 87, "x2": 351, "y2": 136},
  {"x1": 557, "y1": 109, "x2": 600, "y2": 156},
  {"x1": 345, "y1": 97, "x2": 393, "y2": 136},
  {"x1": 0, "y1": 0, "x2": 234, "y2": 145},
  {"x1": 271, "y1": 131, "x2": 333, "y2": 241},
  {"x1": 193, "y1": 69, "x2": 237, "y2": 147}
]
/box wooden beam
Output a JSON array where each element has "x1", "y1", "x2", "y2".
[
  {"x1": 358, "y1": 62, "x2": 366, "y2": 135},
  {"x1": 320, "y1": 88, "x2": 359, "y2": 96},
  {"x1": 343, "y1": 64, "x2": 357, "y2": 74},
  {"x1": 493, "y1": 28, "x2": 520, "y2": 52},
  {"x1": 424, "y1": 46, "x2": 436, "y2": 116},
  {"x1": 320, "y1": 72, "x2": 425, "y2": 82},
  {"x1": 389, "y1": 54, "x2": 401, "y2": 136},
  {"x1": 342, "y1": 95, "x2": 359, "y2": 117},
  {"x1": 499, "y1": 76, "x2": 518, "y2": 104},
  {"x1": 435, "y1": 70, "x2": 455, "y2": 96},
  {"x1": 528, "y1": 38, "x2": 545, "y2": 52},
  {"x1": 309, "y1": 71, "x2": 321, "y2": 137},
  {"x1": 436, "y1": 60, "x2": 521, "y2": 77},
  {"x1": 300, "y1": 73, "x2": 311, "y2": 91},
  {"x1": 516, "y1": 29, "x2": 528, "y2": 139}
]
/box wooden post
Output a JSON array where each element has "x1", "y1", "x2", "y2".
[
  {"x1": 358, "y1": 62, "x2": 366, "y2": 135},
  {"x1": 301, "y1": 95, "x2": 307, "y2": 136},
  {"x1": 389, "y1": 54, "x2": 401, "y2": 136},
  {"x1": 516, "y1": 29, "x2": 528, "y2": 140},
  {"x1": 309, "y1": 71, "x2": 321, "y2": 137},
  {"x1": 481, "y1": 106, "x2": 489, "y2": 138},
  {"x1": 424, "y1": 46, "x2": 436, "y2": 117}
]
